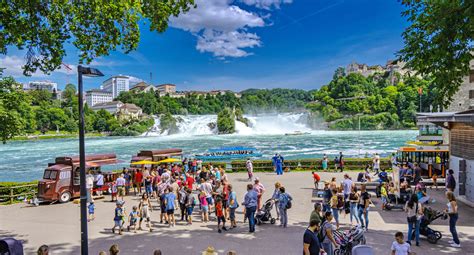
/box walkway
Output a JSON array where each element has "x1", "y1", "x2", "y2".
[{"x1": 1, "y1": 172, "x2": 473, "y2": 254}]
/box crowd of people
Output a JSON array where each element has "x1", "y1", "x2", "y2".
[
  {"x1": 91, "y1": 161, "x2": 295, "y2": 251},
  {"x1": 302, "y1": 153, "x2": 463, "y2": 255},
  {"x1": 19, "y1": 152, "x2": 464, "y2": 255}
]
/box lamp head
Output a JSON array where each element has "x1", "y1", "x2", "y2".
[{"x1": 79, "y1": 66, "x2": 104, "y2": 77}]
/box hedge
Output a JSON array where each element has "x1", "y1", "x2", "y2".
[{"x1": 230, "y1": 158, "x2": 390, "y2": 172}]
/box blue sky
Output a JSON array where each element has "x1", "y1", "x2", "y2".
[{"x1": 1, "y1": 0, "x2": 408, "y2": 92}]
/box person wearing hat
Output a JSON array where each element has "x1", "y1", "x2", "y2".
[
  {"x1": 202, "y1": 246, "x2": 218, "y2": 255},
  {"x1": 112, "y1": 200, "x2": 125, "y2": 235}
]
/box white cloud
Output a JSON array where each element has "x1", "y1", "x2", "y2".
[
  {"x1": 170, "y1": 0, "x2": 282, "y2": 58},
  {"x1": 0, "y1": 55, "x2": 76, "y2": 78},
  {"x1": 171, "y1": 0, "x2": 264, "y2": 33},
  {"x1": 197, "y1": 30, "x2": 261, "y2": 58},
  {"x1": 241, "y1": 0, "x2": 293, "y2": 10},
  {"x1": 89, "y1": 59, "x2": 120, "y2": 67}
]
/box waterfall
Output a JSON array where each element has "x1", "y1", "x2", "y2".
[{"x1": 143, "y1": 112, "x2": 313, "y2": 136}]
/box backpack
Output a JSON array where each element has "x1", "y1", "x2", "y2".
[{"x1": 282, "y1": 193, "x2": 292, "y2": 209}]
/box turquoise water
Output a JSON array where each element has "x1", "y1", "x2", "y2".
[{"x1": 0, "y1": 130, "x2": 416, "y2": 182}]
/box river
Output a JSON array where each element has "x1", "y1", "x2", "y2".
[{"x1": 0, "y1": 132, "x2": 416, "y2": 182}]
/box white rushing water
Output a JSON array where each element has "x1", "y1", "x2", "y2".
[{"x1": 143, "y1": 113, "x2": 312, "y2": 136}]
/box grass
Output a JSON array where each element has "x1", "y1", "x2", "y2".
[{"x1": 12, "y1": 132, "x2": 104, "y2": 141}]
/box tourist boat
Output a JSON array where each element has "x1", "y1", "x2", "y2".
[
  {"x1": 195, "y1": 146, "x2": 262, "y2": 161},
  {"x1": 284, "y1": 131, "x2": 310, "y2": 136}
]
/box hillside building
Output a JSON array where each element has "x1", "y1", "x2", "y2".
[
  {"x1": 24, "y1": 81, "x2": 58, "y2": 92},
  {"x1": 101, "y1": 75, "x2": 130, "y2": 99},
  {"x1": 85, "y1": 89, "x2": 113, "y2": 107},
  {"x1": 130, "y1": 82, "x2": 157, "y2": 93},
  {"x1": 156, "y1": 84, "x2": 176, "y2": 95}
]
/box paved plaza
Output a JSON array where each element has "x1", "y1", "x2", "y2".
[{"x1": 1, "y1": 172, "x2": 474, "y2": 254}]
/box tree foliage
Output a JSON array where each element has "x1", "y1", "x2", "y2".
[
  {"x1": 0, "y1": 1, "x2": 195, "y2": 75},
  {"x1": 0, "y1": 77, "x2": 33, "y2": 143},
  {"x1": 309, "y1": 71, "x2": 440, "y2": 129},
  {"x1": 398, "y1": 1, "x2": 474, "y2": 105},
  {"x1": 217, "y1": 107, "x2": 235, "y2": 134}
]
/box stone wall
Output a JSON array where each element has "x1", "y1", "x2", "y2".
[{"x1": 447, "y1": 60, "x2": 474, "y2": 112}]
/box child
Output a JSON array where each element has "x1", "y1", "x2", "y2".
[
  {"x1": 381, "y1": 182, "x2": 388, "y2": 210},
  {"x1": 88, "y1": 202, "x2": 95, "y2": 222},
  {"x1": 145, "y1": 176, "x2": 153, "y2": 196},
  {"x1": 110, "y1": 181, "x2": 117, "y2": 202},
  {"x1": 112, "y1": 201, "x2": 125, "y2": 235},
  {"x1": 391, "y1": 231, "x2": 413, "y2": 255},
  {"x1": 128, "y1": 206, "x2": 139, "y2": 233},
  {"x1": 199, "y1": 190, "x2": 209, "y2": 222},
  {"x1": 312, "y1": 171, "x2": 321, "y2": 190},
  {"x1": 215, "y1": 195, "x2": 227, "y2": 233},
  {"x1": 431, "y1": 173, "x2": 438, "y2": 190},
  {"x1": 185, "y1": 188, "x2": 195, "y2": 225}
]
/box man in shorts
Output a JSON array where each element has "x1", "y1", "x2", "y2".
[
  {"x1": 165, "y1": 187, "x2": 176, "y2": 227},
  {"x1": 116, "y1": 174, "x2": 126, "y2": 201}
]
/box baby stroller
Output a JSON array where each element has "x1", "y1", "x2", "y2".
[
  {"x1": 411, "y1": 207, "x2": 447, "y2": 244},
  {"x1": 333, "y1": 225, "x2": 366, "y2": 255},
  {"x1": 255, "y1": 199, "x2": 276, "y2": 225}
]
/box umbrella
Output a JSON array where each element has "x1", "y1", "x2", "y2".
[
  {"x1": 157, "y1": 158, "x2": 181, "y2": 164},
  {"x1": 130, "y1": 160, "x2": 161, "y2": 165}
]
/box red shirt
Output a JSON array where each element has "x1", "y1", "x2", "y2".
[
  {"x1": 186, "y1": 176, "x2": 195, "y2": 190},
  {"x1": 216, "y1": 202, "x2": 223, "y2": 217},
  {"x1": 134, "y1": 172, "x2": 143, "y2": 183},
  {"x1": 313, "y1": 173, "x2": 320, "y2": 181}
]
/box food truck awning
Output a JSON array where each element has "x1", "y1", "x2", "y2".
[
  {"x1": 130, "y1": 160, "x2": 161, "y2": 165},
  {"x1": 158, "y1": 158, "x2": 181, "y2": 164}
]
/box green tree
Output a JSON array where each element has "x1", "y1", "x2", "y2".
[
  {"x1": 398, "y1": 1, "x2": 474, "y2": 105},
  {"x1": 1, "y1": 1, "x2": 195, "y2": 75},
  {"x1": 0, "y1": 77, "x2": 32, "y2": 142},
  {"x1": 160, "y1": 112, "x2": 179, "y2": 134},
  {"x1": 62, "y1": 84, "x2": 78, "y2": 109},
  {"x1": 217, "y1": 107, "x2": 235, "y2": 134}
]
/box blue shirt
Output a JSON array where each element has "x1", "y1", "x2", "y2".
[
  {"x1": 165, "y1": 193, "x2": 176, "y2": 210},
  {"x1": 88, "y1": 204, "x2": 95, "y2": 214},
  {"x1": 278, "y1": 193, "x2": 292, "y2": 209},
  {"x1": 228, "y1": 191, "x2": 238, "y2": 209},
  {"x1": 243, "y1": 190, "x2": 258, "y2": 208},
  {"x1": 215, "y1": 171, "x2": 221, "y2": 181}
]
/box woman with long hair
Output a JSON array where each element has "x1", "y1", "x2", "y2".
[
  {"x1": 272, "y1": 182, "x2": 282, "y2": 220},
  {"x1": 445, "y1": 191, "x2": 461, "y2": 248},
  {"x1": 349, "y1": 186, "x2": 360, "y2": 226},
  {"x1": 138, "y1": 193, "x2": 153, "y2": 232},
  {"x1": 405, "y1": 194, "x2": 423, "y2": 246}
]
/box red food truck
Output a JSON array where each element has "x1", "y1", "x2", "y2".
[{"x1": 37, "y1": 154, "x2": 120, "y2": 203}]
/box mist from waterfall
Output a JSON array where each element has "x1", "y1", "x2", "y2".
[{"x1": 143, "y1": 113, "x2": 313, "y2": 136}]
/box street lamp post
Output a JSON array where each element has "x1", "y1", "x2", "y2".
[{"x1": 77, "y1": 65, "x2": 104, "y2": 255}]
